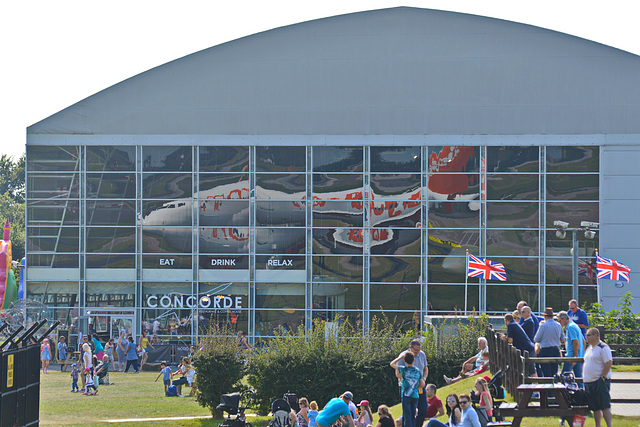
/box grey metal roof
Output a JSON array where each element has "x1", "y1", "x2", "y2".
[{"x1": 27, "y1": 7, "x2": 640, "y2": 136}]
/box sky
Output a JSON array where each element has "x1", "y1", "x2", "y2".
[{"x1": 1, "y1": 0, "x2": 639, "y2": 160}]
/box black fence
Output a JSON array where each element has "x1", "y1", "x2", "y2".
[
  {"x1": 0, "y1": 320, "x2": 59, "y2": 427},
  {"x1": 145, "y1": 343, "x2": 190, "y2": 366}
]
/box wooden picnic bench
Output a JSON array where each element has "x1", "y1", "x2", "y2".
[{"x1": 498, "y1": 383, "x2": 588, "y2": 427}]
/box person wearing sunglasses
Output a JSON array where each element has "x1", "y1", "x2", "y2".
[
  {"x1": 457, "y1": 394, "x2": 481, "y2": 427},
  {"x1": 426, "y1": 393, "x2": 461, "y2": 427}
]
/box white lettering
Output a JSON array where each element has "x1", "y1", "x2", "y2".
[
  {"x1": 160, "y1": 296, "x2": 172, "y2": 308},
  {"x1": 199, "y1": 296, "x2": 211, "y2": 308},
  {"x1": 160, "y1": 258, "x2": 175, "y2": 266},
  {"x1": 173, "y1": 295, "x2": 184, "y2": 308},
  {"x1": 211, "y1": 259, "x2": 236, "y2": 266},
  {"x1": 186, "y1": 296, "x2": 197, "y2": 308},
  {"x1": 145, "y1": 294, "x2": 243, "y2": 309},
  {"x1": 213, "y1": 296, "x2": 221, "y2": 308},
  {"x1": 147, "y1": 295, "x2": 158, "y2": 308},
  {"x1": 223, "y1": 296, "x2": 232, "y2": 308},
  {"x1": 235, "y1": 296, "x2": 243, "y2": 309},
  {"x1": 267, "y1": 259, "x2": 294, "y2": 267}
]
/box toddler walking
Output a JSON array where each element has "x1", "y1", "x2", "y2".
[
  {"x1": 155, "y1": 361, "x2": 172, "y2": 395},
  {"x1": 70, "y1": 363, "x2": 79, "y2": 392},
  {"x1": 83, "y1": 368, "x2": 98, "y2": 395}
]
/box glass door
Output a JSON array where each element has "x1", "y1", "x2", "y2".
[{"x1": 110, "y1": 315, "x2": 135, "y2": 339}]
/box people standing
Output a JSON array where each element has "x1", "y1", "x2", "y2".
[
  {"x1": 308, "y1": 401, "x2": 319, "y2": 427},
  {"x1": 41, "y1": 338, "x2": 51, "y2": 374},
  {"x1": 517, "y1": 300, "x2": 540, "y2": 334},
  {"x1": 501, "y1": 313, "x2": 536, "y2": 377},
  {"x1": 124, "y1": 335, "x2": 140, "y2": 373},
  {"x1": 583, "y1": 328, "x2": 613, "y2": 427},
  {"x1": 155, "y1": 360, "x2": 172, "y2": 394},
  {"x1": 394, "y1": 339, "x2": 429, "y2": 427},
  {"x1": 57, "y1": 335, "x2": 68, "y2": 372},
  {"x1": 139, "y1": 329, "x2": 154, "y2": 370},
  {"x1": 533, "y1": 307, "x2": 565, "y2": 378},
  {"x1": 298, "y1": 397, "x2": 310, "y2": 427},
  {"x1": 92, "y1": 333, "x2": 105, "y2": 361},
  {"x1": 558, "y1": 310, "x2": 585, "y2": 382},
  {"x1": 568, "y1": 299, "x2": 589, "y2": 338},
  {"x1": 105, "y1": 338, "x2": 116, "y2": 371},
  {"x1": 519, "y1": 306, "x2": 536, "y2": 342},
  {"x1": 117, "y1": 330, "x2": 127, "y2": 372},
  {"x1": 391, "y1": 352, "x2": 425, "y2": 427}
]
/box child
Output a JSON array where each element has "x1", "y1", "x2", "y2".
[
  {"x1": 390, "y1": 352, "x2": 424, "y2": 427},
  {"x1": 70, "y1": 363, "x2": 79, "y2": 392},
  {"x1": 155, "y1": 361, "x2": 172, "y2": 394},
  {"x1": 84, "y1": 368, "x2": 98, "y2": 395},
  {"x1": 308, "y1": 401, "x2": 319, "y2": 427},
  {"x1": 41, "y1": 338, "x2": 51, "y2": 374},
  {"x1": 356, "y1": 400, "x2": 373, "y2": 427}
]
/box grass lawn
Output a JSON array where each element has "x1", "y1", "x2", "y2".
[{"x1": 39, "y1": 367, "x2": 640, "y2": 426}]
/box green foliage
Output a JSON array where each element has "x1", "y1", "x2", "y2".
[
  {"x1": 0, "y1": 153, "x2": 25, "y2": 261},
  {"x1": 588, "y1": 292, "x2": 640, "y2": 357},
  {"x1": 194, "y1": 324, "x2": 247, "y2": 416}
]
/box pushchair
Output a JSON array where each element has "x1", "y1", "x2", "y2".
[
  {"x1": 471, "y1": 366, "x2": 509, "y2": 423},
  {"x1": 269, "y1": 396, "x2": 293, "y2": 427},
  {"x1": 217, "y1": 389, "x2": 255, "y2": 427}
]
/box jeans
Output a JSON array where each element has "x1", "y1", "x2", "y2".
[
  {"x1": 402, "y1": 396, "x2": 418, "y2": 427},
  {"x1": 399, "y1": 386, "x2": 429, "y2": 427},
  {"x1": 538, "y1": 347, "x2": 560, "y2": 378},
  {"x1": 425, "y1": 420, "x2": 447, "y2": 427},
  {"x1": 562, "y1": 362, "x2": 584, "y2": 388}
]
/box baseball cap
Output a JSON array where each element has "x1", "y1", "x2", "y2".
[
  {"x1": 343, "y1": 391, "x2": 353, "y2": 400},
  {"x1": 71, "y1": 363, "x2": 77, "y2": 367},
  {"x1": 357, "y1": 400, "x2": 369, "y2": 407}
]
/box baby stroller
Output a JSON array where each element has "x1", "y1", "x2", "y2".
[
  {"x1": 269, "y1": 396, "x2": 293, "y2": 427},
  {"x1": 488, "y1": 366, "x2": 508, "y2": 400},
  {"x1": 217, "y1": 389, "x2": 255, "y2": 427}
]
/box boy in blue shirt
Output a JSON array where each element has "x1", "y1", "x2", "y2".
[
  {"x1": 391, "y1": 352, "x2": 425, "y2": 427},
  {"x1": 70, "y1": 363, "x2": 79, "y2": 392},
  {"x1": 155, "y1": 361, "x2": 172, "y2": 394}
]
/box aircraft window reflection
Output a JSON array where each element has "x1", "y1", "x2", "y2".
[
  {"x1": 313, "y1": 174, "x2": 363, "y2": 197},
  {"x1": 143, "y1": 200, "x2": 193, "y2": 226},
  {"x1": 199, "y1": 174, "x2": 249, "y2": 199}
]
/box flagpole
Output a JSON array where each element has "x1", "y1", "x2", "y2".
[
  {"x1": 595, "y1": 248, "x2": 601, "y2": 306},
  {"x1": 465, "y1": 249, "x2": 469, "y2": 314}
]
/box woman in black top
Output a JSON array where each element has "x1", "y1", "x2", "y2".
[{"x1": 375, "y1": 405, "x2": 394, "y2": 427}]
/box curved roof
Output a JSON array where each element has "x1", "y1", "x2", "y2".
[{"x1": 28, "y1": 7, "x2": 640, "y2": 136}]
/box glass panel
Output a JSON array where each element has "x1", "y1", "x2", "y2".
[
  {"x1": 545, "y1": 286, "x2": 573, "y2": 311},
  {"x1": 27, "y1": 174, "x2": 79, "y2": 199},
  {"x1": 313, "y1": 256, "x2": 363, "y2": 282},
  {"x1": 256, "y1": 174, "x2": 305, "y2": 199},
  {"x1": 546, "y1": 146, "x2": 599, "y2": 172},
  {"x1": 200, "y1": 146, "x2": 249, "y2": 172},
  {"x1": 142, "y1": 146, "x2": 192, "y2": 171},
  {"x1": 28, "y1": 200, "x2": 80, "y2": 225},
  {"x1": 86, "y1": 227, "x2": 136, "y2": 253},
  {"x1": 50, "y1": 308, "x2": 80, "y2": 330},
  {"x1": 427, "y1": 201, "x2": 480, "y2": 228},
  {"x1": 198, "y1": 282, "x2": 249, "y2": 307},
  {"x1": 313, "y1": 146, "x2": 363, "y2": 172},
  {"x1": 87, "y1": 146, "x2": 136, "y2": 171},
  {"x1": 142, "y1": 227, "x2": 192, "y2": 253},
  {"x1": 427, "y1": 285, "x2": 465, "y2": 313},
  {"x1": 546, "y1": 174, "x2": 599, "y2": 201},
  {"x1": 312, "y1": 283, "x2": 363, "y2": 310},
  {"x1": 313, "y1": 228, "x2": 364, "y2": 255},
  {"x1": 545, "y1": 231, "x2": 599, "y2": 257},
  {"x1": 313, "y1": 174, "x2": 363, "y2": 198},
  {"x1": 427, "y1": 174, "x2": 479, "y2": 198},
  {"x1": 546, "y1": 258, "x2": 598, "y2": 285},
  {"x1": 27, "y1": 146, "x2": 80, "y2": 171},
  {"x1": 142, "y1": 200, "x2": 192, "y2": 226},
  {"x1": 579, "y1": 286, "x2": 598, "y2": 309},
  {"x1": 370, "y1": 284, "x2": 420, "y2": 310},
  {"x1": 27, "y1": 227, "x2": 79, "y2": 252},
  {"x1": 199, "y1": 174, "x2": 249, "y2": 199},
  {"x1": 370, "y1": 229, "x2": 421, "y2": 255},
  {"x1": 142, "y1": 255, "x2": 192, "y2": 269},
  {"x1": 487, "y1": 146, "x2": 539, "y2": 172},
  {"x1": 487, "y1": 174, "x2": 539, "y2": 200},
  {"x1": 370, "y1": 174, "x2": 421, "y2": 197},
  {"x1": 427, "y1": 146, "x2": 479, "y2": 173},
  {"x1": 485, "y1": 230, "x2": 539, "y2": 257},
  {"x1": 427, "y1": 229, "x2": 479, "y2": 256},
  {"x1": 200, "y1": 200, "x2": 250, "y2": 226},
  {"x1": 27, "y1": 253, "x2": 78, "y2": 268},
  {"x1": 256, "y1": 201, "x2": 306, "y2": 226},
  {"x1": 143, "y1": 173, "x2": 192, "y2": 199},
  {"x1": 199, "y1": 228, "x2": 250, "y2": 254},
  {"x1": 255, "y1": 255, "x2": 305, "y2": 271},
  {"x1": 256, "y1": 146, "x2": 305, "y2": 172},
  {"x1": 255, "y1": 310, "x2": 306, "y2": 336},
  {"x1": 142, "y1": 282, "x2": 192, "y2": 302},
  {"x1": 86, "y1": 200, "x2": 136, "y2": 226},
  {"x1": 313, "y1": 201, "x2": 363, "y2": 227},
  {"x1": 199, "y1": 255, "x2": 249, "y2": 270},
  {"x1": 86, "y1": 173, "x2": 136, "y2": 198},
  {"x1": 482, "y1": 257, "x2": 538, "y2": 285},
  {"x1": 86, "y1": 254, "x2": 135, "y2": 269},
  {"x1": 368, "y1": 311, "x2": 419, "y2": 333},
  {"x1": 86, "y1": 282, "x2": 135, "y2": 307},
  {"x1": 467, "y1": 285, "x2": 480, "y2": 313},
  {"x1": 370, "y1": 256, "x2": 420, "y2": 283},
  {"x1": 255, "y1": 283, "x2": 305, "y2": 309},
  {"x1": 256, "y1": 228, "x2": 305, "y2": 254},
  {"x1": 427, "y1": 257, "x2": 466, "y2": 283},
  {"x1": 370, "y1": 201, "x2": 421, "y2": 227},
  {"x1": 26, "y1": 281, "x2": 80, "y2": 305},
  {"x1": 545, "y1": 202, "x2": 598, "y2": 227},
  {"x1": 486, "y1": 285, "x2": 539, "y2": 313},
  {"x1": 486, "y1": 202, "x2": 539, "y2": 228},
  {"x1": 197, "y1": 310, "x2": 248, "y2": 336},
  {"x1": 371, "y1": 146, "x2": 421, "y2": 172}
]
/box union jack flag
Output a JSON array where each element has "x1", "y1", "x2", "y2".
[
  {"x1": 579, "y1": 258, "x2": 597, "y2": 281},
  {"x1": 467, "y1": 254, "x2": 507, "y2": 281},
  {"x1": 596, "y1": 256, "x2": 630, "y2": 281}
]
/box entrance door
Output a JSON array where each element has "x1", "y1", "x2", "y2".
[{"x1": 110, "y1": 315, "x2": 134, "y2": 340}]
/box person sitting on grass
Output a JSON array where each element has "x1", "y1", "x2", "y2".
[
  {"x1": 459, "y1": 337, "x2": 488, "y2": 377},
  {"x1": 155, "y1": 361, "x2": 172, "y2": 394},
  {"x1": 443, "y1": 350, "x2": 489, "y2": 385}
]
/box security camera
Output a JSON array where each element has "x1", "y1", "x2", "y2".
[
  {"x1": 580, "y1": 221, "x2": 600, "y2": 229},
  {"x1": 584, "y1": 230, "x2": 596, "y2": 240},
  {"x1": 556, "y1": 229, "x2": 567, "y2": 239},
  {"x1": 554, "y1": 220, "x2": 569, "y2": 229}
]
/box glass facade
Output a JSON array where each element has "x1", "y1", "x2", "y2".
[{"x1": 25, "y1": 144, "x2": 600, "y2": 340}]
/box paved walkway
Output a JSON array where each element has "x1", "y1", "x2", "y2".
[{"x1": 611, "y1": 371, "x2": 640, "y2": 417}]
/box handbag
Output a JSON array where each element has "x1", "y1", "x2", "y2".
[{"x1": 475, "y1": 407, "x2": 490, "y2": 427}]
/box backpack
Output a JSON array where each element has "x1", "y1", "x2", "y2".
[
  {"x1": 166, "y1": 385, "x2": 178, "y2": 397},
  {"x1": 270, "y1": 410, "x2": 292, "y2": 427}
]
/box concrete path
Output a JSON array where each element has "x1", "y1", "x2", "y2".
[{"x1": 611, "y1": 371, "x2": 640, "y2": 417}]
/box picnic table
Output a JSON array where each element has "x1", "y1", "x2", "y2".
[{"x1": 499, "y1": 383, "x2": 588, "y2": 427}]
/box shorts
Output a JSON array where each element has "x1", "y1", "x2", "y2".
[
  {"x1": 164, "y1": 379, "x2": 171, "y2": 386},
  {"x1": 585, "y1": 378, "x2": 611, "y2": 411}
]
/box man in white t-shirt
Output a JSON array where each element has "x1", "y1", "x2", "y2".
[{"x1": 583, "y1": 328, "x2": 613, "y2": 427}]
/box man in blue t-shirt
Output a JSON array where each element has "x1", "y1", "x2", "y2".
[
  {"x1": 559, "y1": 310, "x2": 585, "y2": 383},
  {"x1": 568, "y1": 299, "x2": 589, "y2": 338},
  {"x1": 501, "y1": 313, "x2": 536, "y2": 376},
  {"x1": 316, "y1": 392, "x2": 355, "y2": 427}
]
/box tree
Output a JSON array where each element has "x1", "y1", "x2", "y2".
[
  {"x1": 0, "y1": 154, "x2": 25, "y2": 203},
  {"x1": 0, "y1": 153, "x2": 25, "y2": 260}
]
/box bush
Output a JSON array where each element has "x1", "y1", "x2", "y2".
[
  {"x1": 588, "y1": 292, "x2": 640, "y2": 357},
  {"x1": 194, "y1": 324, "x2": 247, "y2": 416}
]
